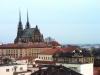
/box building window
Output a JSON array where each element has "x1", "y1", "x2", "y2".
[
  {"x1": 48, "y1": 57, "x2": 49, "y2": 60},
  {"x1": 6, "y1": 69, "x2": 9, "y2": 72},
  {"x1": 51, "y1": 57, "x2": 52, "y2": 60},
  {"x1": 46, "y1": 57, "x2": 47, "y2": 60},
  {"x1": 20, "y1": 67, "x2": 23, "y2": 70}
]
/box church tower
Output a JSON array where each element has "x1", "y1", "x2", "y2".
[
  {"x1": 25, "y1": 10, "x2": 30, "y2": 29},
  {"x1": 14, "y1": 9, "x2": 23, "y2": 43},
  {"x1": 14, "y1": 9, "x2": 44, "y2": 44}
]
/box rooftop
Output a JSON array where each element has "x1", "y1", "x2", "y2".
[
  {"x1": 49, "y1": 41, "x2": 61, "y2": 46},
  {"x1": 0, "y1": 63, "x2": 25, "y2": 67},
  {"x1": 0, "y1": 43, "x2": 52, "y2": 49},
  {"x1": 16, "y1": 56, "x2": 36, "y2": 62},
  {"x1": 31, "y1": 65, "x2": 82, "y2": 75},
  {"x1": 21, "y1": 28, "x2": 35, "y2": 38},
  {"x1": 40, "y1": 48, "x2": 65, "y2": 55},
  {"x1": 94, "y1": 67, "x2": 100, "y2": 75}
]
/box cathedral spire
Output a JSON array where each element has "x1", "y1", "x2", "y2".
[
  {"x1": 14, "y1": 9, "x2": 23, "y2": 44},
  {"x1": 27, "y1": 9, "x2": 29, "y2": 23},
  {"x1": 18, "y1": 9, "x2": 23, "y2": 27},
  {"x1": 19, "y1": 8, "x2": 21, "y2": 22},
  {"x1": 25, "y1": 9, "x2": 30, "y2": 29}
]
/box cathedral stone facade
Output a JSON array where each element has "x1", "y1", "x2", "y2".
[{"x1": 14, "y1": 11, "x2": 44, "y2": 43}]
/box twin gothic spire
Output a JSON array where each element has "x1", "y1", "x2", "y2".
[
  {"x1": 19, "y1": 9, "x2": 21, "y2": 23},
  {"x1": 26, "y1": 9, "x2": 30, "y2": 29},
  {"x1": 18, "y1": 9, "x2": 30, "y2": 29}
]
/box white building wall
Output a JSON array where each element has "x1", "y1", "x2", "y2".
[
  {"x1": 0, "y1": 66, "x2": 14, "y2": 75},
  {"x1": 14, "y1": 64, "x2": 27, "y2": 72},
  {"x1": 80, "y1": 64, "x2": 93, "y2": 75},
  {"x1": 14, "y1": 59, "x2": 28, "y2": 64},
  {"x1": 56, "y1": 63, "x2": 93, "y2": 75},
  {"x1": 0, "y1": 64, "x2": 30, "y2": 75}
]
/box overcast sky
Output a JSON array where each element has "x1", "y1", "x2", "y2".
[{"x1": 0, "y1": 0, "x2": 100, "y2": 44}]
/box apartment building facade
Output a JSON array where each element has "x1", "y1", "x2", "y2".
[{"x1": 0, "y1": 43, "x2": 52, "y2": 58}]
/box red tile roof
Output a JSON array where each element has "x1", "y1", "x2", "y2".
[
  {"x1": 40, "y1": 48, "x2": 64, "y2": 55},
  {"x1": 16, "y1": 56, "x2": 36, "y2": 62},
  {"x1": 49, "y1": 41, "x2": 61, "y2": 46},
  {"x1": 94, "y1": 67, "x2": 100, "y2": 75},
  {"x1": 0, "y1": 43, "x2": 52, "y2": 48},
  {"x1": 40, "y1": 46, "x2": 77, "y2": 55},
  {"x1": 64, "y1": 46, "x2": 77, "y2": 52}
]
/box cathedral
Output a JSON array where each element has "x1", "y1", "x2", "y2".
[{"x1": 14, "y1": 10, "x2": 44, "y2": 44}]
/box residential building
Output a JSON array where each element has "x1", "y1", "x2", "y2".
[
  {"x1": 15, "y1": 56, "x2": 36, "y2": 64},
  {"x1": 38, "y1": 48, "x2": 64, "y2": 61},
  {"x1": 0, "y1": 64, "x2": 31, "y2": 75},
  {"x1": 52, "y1": 46, "x2": 94, "y2": 75},
  {"x1": 53, "y1": 46, "x2": 94, "y2": 63},
  {"x1": 56, "y1": 63, "x2": 93, "y2": 75},
  {"x1": 0, "y1": 43, "x2": 52, "y2": 58}
]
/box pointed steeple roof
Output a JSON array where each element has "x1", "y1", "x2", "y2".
[
  {"x1": 18, "y1": 8, "x2": 23, "y2": 28},
  {"x1": 19, "y1": 9, "x2": 21, "y2": 22},
  {"x1": 25, "y1": 9, "x2": 30, "y2": 29},
  {"x1": 27, "y1": 9, "x2": 29, "y2": 22}
]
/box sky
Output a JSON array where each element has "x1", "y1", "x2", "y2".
[{"x1": 0, "y1": 0, "x2": 100, "y2": 44}]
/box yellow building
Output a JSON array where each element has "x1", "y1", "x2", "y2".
[
  {"x1": 38, "y1": 48, "x2": 64, "y2": 61},
  {"x1": 0, "y1": 43, "x2": 52, "y2": 58},
  {"x1": 38, "y1": 46, "x2": 94, "y2": 63}
]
